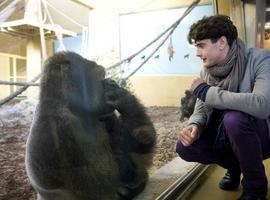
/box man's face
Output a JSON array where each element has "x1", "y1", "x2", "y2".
[{"x1": 195, "y1": 38, "x2": 226, "y2": 68}]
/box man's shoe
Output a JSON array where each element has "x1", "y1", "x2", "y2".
[
  {"x1": 219, "y1": 171, "x2": 240, "y2": 190},
  {"x1": 237, "y1": 192, "x2": 267, "y2": 200}
]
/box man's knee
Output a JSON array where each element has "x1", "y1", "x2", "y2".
[
  {"x1": 223, "y1": 111, "x2": 256, "y2": 142},
  {"x1": 223, "y1": 111, "x2": 249, "y2": 131}
]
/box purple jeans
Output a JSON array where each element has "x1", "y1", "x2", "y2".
[{"x1": 176, "y1": 110, "x2": 270, "y2": 196}]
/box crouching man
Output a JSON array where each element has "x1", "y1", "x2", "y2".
[{"x1": 177, "y1": 15, "x2": 270, "y2": 200}]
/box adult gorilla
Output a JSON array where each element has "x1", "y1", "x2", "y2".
[{"x1": 25, "y1": 52, "x2": 156, "y2": 200}]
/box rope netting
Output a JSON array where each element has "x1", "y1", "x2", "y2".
[{"x1": 0, "y1": 0, "x2": 200, "y2": 106}]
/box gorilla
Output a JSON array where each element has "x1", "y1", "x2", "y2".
[
  {"x1": 25, "y1": 51, "x2": 156, "y2": 200},
  {"x1": 179, "y1": 90, "x2": 196, "y2": 121}
]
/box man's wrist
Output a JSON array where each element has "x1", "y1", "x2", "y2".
[
  {"x1": 188, "y1": 123, "x2": 202, "y2": 138},
  {"x1": 193, "y1": 83, "x2": 210, "y2": 101}
]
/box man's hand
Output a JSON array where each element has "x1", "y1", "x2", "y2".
[
  {"x1": 188, "y1": 77, "x2": 205, "y2": 93},
  {"x1": 178, "y1": 124, "x2": 200, "y2": 146}
]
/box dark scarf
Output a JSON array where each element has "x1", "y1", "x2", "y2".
[{"x1": 204, "y1": 38, "x2": 246, "y2": 92}]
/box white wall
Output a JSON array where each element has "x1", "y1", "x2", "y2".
[{"x1": 0, "y1": 55, "x2": 10, "y2": 99}]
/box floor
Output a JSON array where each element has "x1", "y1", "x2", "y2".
[{"x1": 187, "y1": 160, "x2": 270, "y2": 200}]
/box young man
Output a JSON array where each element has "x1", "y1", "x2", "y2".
[{"x1": 176, "y1": 15, "x2": 270, "y2": 200}]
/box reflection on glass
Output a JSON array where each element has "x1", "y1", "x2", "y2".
[
  {"x1": 16, "y1": 59, "x2": 26, "y2": 76},
  {"x1": 16, "y1": 77, "x2": 27, "y2": 96},
  {"x1": 8, "y1": 57, "x2": 27, "y2": 97},
  {"x1": 9, "y1": 77, "x2": 14, "y2": 93},
  {"x1": 9, "y1": 57, "x2": 13, "y2": 75}
]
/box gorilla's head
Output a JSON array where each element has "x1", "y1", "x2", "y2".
[{"x1": 40, "y1": 51, "x2": 113, "y2": 116}]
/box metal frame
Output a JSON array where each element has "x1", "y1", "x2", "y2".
[
  {"x1": 255, "y1": 0, "x2": 266, "y2": 48},
  {"x1": 155, "y1": 164, "x2": 209, "y2": 200}
]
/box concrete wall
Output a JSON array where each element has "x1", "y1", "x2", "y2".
[
  {"x1": 216, "y1": 0, "x2": 230, "y2": 15},
  {"x1": 0, "y1": 37, "x2": 54, "y2": 101},
  {"x1": 130, "y1": 75, "x2": 197, "y2": 106},
  {"x1": 0, "y1": 33, "x2": 27, "y2": 56},
  {"x1": 264, "y1": 39, "x2": 270, "y2": 49},
  {"x1": 0, "y1": 53, "x2": 28, "y2": 100},
  {"x1": 0, "y1": 55, "x2": 10, "y2": 99}
]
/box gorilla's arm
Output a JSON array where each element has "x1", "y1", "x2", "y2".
[
  {"x1": 103, "y1": 79, "x2": 156, "y2": 198},
  {"x1": 103, "y1": 79, "x2": 156, "y2": 153}
]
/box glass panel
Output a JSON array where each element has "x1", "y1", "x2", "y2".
[
  {"x1": 16, "y1": 77, "x2": 27, "y2": 96},
  {"x1": 264, "y1": 3, "x2": 270, "y2": 49},
  {"x1": 16, "y1": 59, "x2": 26, "y2": 76},
  {"x1": 0, "y1": 3, "x2": 215, "y2": 200},
  {"x1": 16, "y1": 77, "x2": 26, "y2": 82},
  {"x1": 9, "y1": 77, "x2": 14, "y2": 93},
  {"x1": 9, "y1": 57, "x2": 13, "y2": 75}
]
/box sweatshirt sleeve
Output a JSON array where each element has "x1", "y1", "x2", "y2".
[
  {"x1": 188, "y1": 99, "x2": 208, "y2": 132},
  {"x1": 205, "y1": 57, "x2": 270, "y2": 119},
  {"x1": 187, "y1": 69, "x2": 210, "y2": 132}
]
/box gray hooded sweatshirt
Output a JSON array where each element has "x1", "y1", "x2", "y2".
[{"x1": 188, "y1": 47, "x2": 270, "y2": 137}]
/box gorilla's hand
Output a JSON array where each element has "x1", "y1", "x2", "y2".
[
  {"x1": 103, "y1": 79, "x2": 129, "y2": 109},
  {"x1": 133, "y1": 125, "x2": 156, "y2": 145}
]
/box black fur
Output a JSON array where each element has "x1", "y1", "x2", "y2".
[
  {"x1": 102, "y1": 78, "x2": 156, "y2": 199},
  {"x1": 179, "y1": 90, "x2": 196, "y2": 121},
  {"x1": 25, "y1": 52, "x2": 156, "y2": 200}
]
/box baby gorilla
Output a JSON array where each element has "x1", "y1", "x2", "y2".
[
  {"x1": 25, "y1": 52, "x2": 156, "y2": 200},
  {"x1": 179, "y1": 90, "x2": 196, "y2": 121}
]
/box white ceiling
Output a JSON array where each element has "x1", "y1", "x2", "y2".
[
  {"x1": 0, "y1": 0, "x2": 90, "y2": 33},
  {"x1": 0, "y1": 0, "x2": 194, "y2": 34},
  {"x1": 45, "y1": 0, "x2": 90, "y2": 33},
  {"x1": 0, "y1": 0, "x2": 194, "y2": 55}
]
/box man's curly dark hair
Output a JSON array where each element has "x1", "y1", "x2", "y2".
[{"x1": 187, "y1": 15, "x2": 238, "y2": 47}]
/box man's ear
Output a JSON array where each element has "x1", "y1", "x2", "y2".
[{"x1": 218, "y1": 36, "x2": 228, "y2": 50}]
